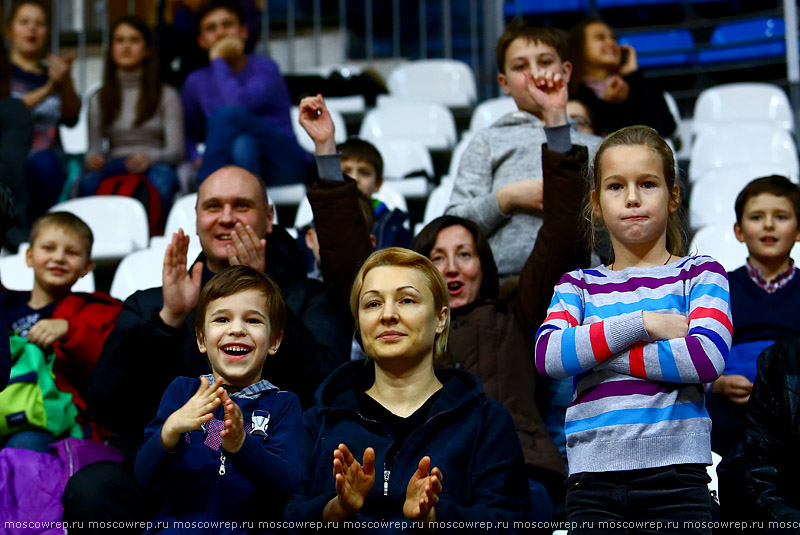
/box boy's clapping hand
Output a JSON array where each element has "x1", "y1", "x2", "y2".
[
  {"x1": 298, "y1": 94, "x2": 337, "y2": 155},
  {"x1": 161, "y1": 376, "x2": 224, "y2": 451},
  {"x1": 27, "y1": 318, "x2": 69, "y2": 348},
  {"x1": 219, "y1": 389, "x2": 246, "y2": 453}
]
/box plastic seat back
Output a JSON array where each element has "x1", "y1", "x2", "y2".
[{"x1": 387, "y1": 60, "x2": 477, "y2": 108}]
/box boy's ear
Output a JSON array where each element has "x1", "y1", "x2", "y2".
[
  {"x1": 24, "y1": 246, "x2": 33, "y2": 268},
  {"x1": 497, "y1": 73, "x2": 511, "y2": 95},
  {"x1": 561, "y1": 60, "x2": 573, "y2": 83},
  {"x1": 733, "y1": 222, "x2": 745, "y2": 244},
  {"x1": 80, "y1": 259, "x2": 94, "y2": 278},
  {"x1": 197, "y1": 330, "x2": 207, "y2": 354},
  {"x1": 268, "y1": 330, "x2": 283, "y2": 355}
]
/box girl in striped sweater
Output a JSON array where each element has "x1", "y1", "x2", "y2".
[{"x1": 535, "y1": 125, "x2": 731, "y2": 533}]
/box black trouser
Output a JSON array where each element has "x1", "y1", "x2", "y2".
[
  {"x1": 565, "y1": 464, "x2": 713, "y2": 534},
  {"x1": 62, "y1": 461, "x2": 157, "y2": 534}
]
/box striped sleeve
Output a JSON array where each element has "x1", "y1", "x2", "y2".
[
  {"x1": 597, "y1": 259, "x2": 732, "y2": 383},
  {"x1": 534, "y1": 272, "x2": 650, "y2": 379}
]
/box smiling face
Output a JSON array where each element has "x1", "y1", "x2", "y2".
[
  {"x1": 735, "y1": 193, "x2": 800, "y2": 267},
  {"x1": 593, "y1": 145, "x2": 679, "y2": 253},
  {"x1": 429, "y1": 225, "x2": 483, "y2": 310},
  {"x1": 196, "y1": 167, "x2": 273, "y2": 273},
  {"x1": 498, "y1": 37, "x2": 572, "y2": 117},
  {"x1": 111, "y1": 22, "x2": 148, "y2": 72},
  {"x1": 583, "y1": 21, "x2": 621, "y2": 72},
  {"x1": 197, "y1": 289, "x2": 280, "y2": 388},
  {"x1": 10, "y1": 3, "x2": 47, "y2": 59},
  {"x1": 357, "y1": 266, "x2": 448, "y2": 365},
  {"x1": 26, "y1": 225, "x2": 93, "y2": 297}
]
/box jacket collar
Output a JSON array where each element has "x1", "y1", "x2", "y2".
[{"x1": 315, "y1": 360, "x2": 484, "y2": 417}]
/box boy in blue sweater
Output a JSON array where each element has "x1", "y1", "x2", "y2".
[
  {"x1": 707, "y1": 175, "x2": 800, "y2": 457},
  {"x1": 135, "y1": 265, "x2": 302, "y2": 533}
]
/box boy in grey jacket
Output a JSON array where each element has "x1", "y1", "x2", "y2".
[{"x1": 446, "y1": 20, "x2": 600, "y2": 277}]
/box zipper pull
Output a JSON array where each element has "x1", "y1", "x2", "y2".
[
  {"x1": 383, "y1": 464, "x2": 390, "y2": 496},
  {"x1": 219, "y1": 453, "x2": 226, "y2": 476}
]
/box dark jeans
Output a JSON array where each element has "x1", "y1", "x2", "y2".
[
  {"x1": 197, "y1": 105, "x2": 310, "y2": 186},
  {"x1": 26, "y1": 149, "x2": 67, "y2": 223},
  {"x1": 565, "y1": 464, "x2": 713, "y2": 534},
  {"x1": 62, "y1": 460, "x2": 157, "y2": 534}
]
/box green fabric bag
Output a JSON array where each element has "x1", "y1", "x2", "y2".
[{"x1": 0, "y1": 335, "x2": 82, "y2": 439}]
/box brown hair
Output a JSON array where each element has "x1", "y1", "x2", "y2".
[
  {"x1": 195, "y1": 265, "x2": 286, "y2": 345},
  {"x1": 100, "y1": 16, "x2": 162, "y2": 128},
  {"x1": 586, "y1": 125, "x2": 685, "y2": 257},
  {"x1": 567, "y1": 17, "x2": 609, "y2": 95},
  {"x1": 734, "y1": 175, "x2": 800, "y2": 224},
  {"x1": 30, "y1": 212, "x2": 93, "y2": 257},
  {"x1": 349, "y1": 247, "x2": 450, "y2": 359},
  {"x1": 495, "y1": 18, "x2": 568, "y2": 74},
  {"x1": 338, "y1": 138, "x2": 384, "y2": 188}
]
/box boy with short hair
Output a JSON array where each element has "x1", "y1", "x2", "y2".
[
  {"x1": 135, "y1": 265, "x2": 302, "y2": 530},
  {"x1": 182, "y1": 0, "x2": 309, "y2": 186},
  {"x1": 2, "y1": 212, "x2": 121, "y2": 449},
  {"x1": 707, "y1": 175, "x2": 800, "y2": 456},
  {"x1": 445, "y1": 19, "x2": 600, "y2": 278}
]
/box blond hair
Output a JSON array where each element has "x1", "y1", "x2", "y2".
[{"x1": 349, "y1": 247, "x2": 450, "y2": 359}]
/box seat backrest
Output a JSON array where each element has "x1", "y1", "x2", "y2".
[
  {"x1": 294, "y1": 183, "x2": 407, "y2": 230},
  {"x1": 371, "y1": 139, "x2": 434, "y2": 180},
  {"x1": 710, "y1": 17, "x2": 785, "y2": 45},
  {"x1": 690, "y1": 224, "x2": 747, "y2": 272},
  {"x1": 422, "y1": 178, "x2": 455, "y2": 226},
  {"x1": 291, "y1": 106, "x2": 347, "y2": 154},
  {"x1": 689, "y1": 171, "x2": 755, "y2": 229},
  {"x1": 688, "y1": 124, "x2": 799, "y2": 182},
  {"x1": 109, "y1": 239, "x2": 202, "y2": 301},
  {"x1": 59, "y1": 82, "x2": 102, "y2": 155},
  {"x1": 0, "y1": 243, "x2": 95, "y2": 293},
  {"x1": 50, "y1": 196, "x2": 149, "y2": 262},
  {"x1": 359, "y1": 103, "x2": 457, "y2": 150},
  {"x1": 693, "y1": 83, "x2": 794, "y2": 134},
  {"x1": 469, "y1": 97, "x2": 517, "y2": 133},
  {"x1": 164, "y1": 193, "x2": 198, "y2": 238},
  {"x1": 387, "y1": 59, "x2": 477, "y2": 107},
  {"x1": 448, "y1": 135, "x2": 474, "y2": 179}
]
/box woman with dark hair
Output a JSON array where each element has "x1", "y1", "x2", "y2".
[
  {"x1": 8, "y1": 1, "x2": 77, "y2": 226},
  {"x1": 78, "y1": 15, "x2": 183, "y2": 212},
  {"x1": 566, "y1": 18, "x2": 675, "y2": 138}
]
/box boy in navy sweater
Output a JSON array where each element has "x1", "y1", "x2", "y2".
[
  {"x1": 135, "y1": 265, "x2": 302, "y2": 533},
  {"x1": 707, "y1": 175, "x2": 800, "y2": 457}
]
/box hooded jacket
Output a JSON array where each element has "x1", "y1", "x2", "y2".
[
  {"x1": 86, "y1": 226, "x2": 350, "y2": 453},
  {"x1": 445, "y1": 110, "x2": 599, "y2": 276},
  {"x1": 285, "y1": 360, "x2": 529, "y2": 533}
]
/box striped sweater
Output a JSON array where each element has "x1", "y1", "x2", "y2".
[{"x1": 535, "y1": 256, "x2": 732, "y2": 474}]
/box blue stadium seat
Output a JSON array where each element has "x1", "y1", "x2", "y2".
[
  {"x1": 596, "y1": 0, "x2": 679, "y2": 6},
  {"x1": 503, "y1": 0, "x2": 589, "y2": 16},
  {"x1": 698, "y1": 17, "x2": 785, "y2": 64},
  {"x1": 618, "y1": 30, "x2": 694, "y2": 67}
]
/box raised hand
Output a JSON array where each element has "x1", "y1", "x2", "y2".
[
  {"x1": 161, "y1": 376, "x2": 224, "y2": 450},
  {"x1": 159, "y1": 229, "x2": 204, "y2": 328},
  {"x1": 643, "y1": 311, "x2": 690, "y2": 341},
  {"x1": 403, "y1": 456, "x2": 442, "y2": 522},
  {"x1": 85, "y1": 153, "x2": 105, "y2": 172},
  {"x1": 209, "y1": 35, "x2": 245, "y2": 64},
  {"x1": 27, "y1": 319, "x2": 69, "y2": 348},
  {"x1": 298, "y1": 94, "x2": 337, "y2": 155},
  {"x1": 323, "y1": 444, "x2": 375, "y2": 521},
  {"x1": 618, "y1": 44, "x2": 639, "y2": 77},
  {"x1": 47, "y1": 54, "x2": 74, "y2": 86},
  {"x1": 524, "y1": 69, "x2": 568, "y2": 126},
  {"x1": 226, "y1": 222, "x2": 266, "y2": 273},
  {"x1": 219, "y1": 389, "x2": 246, "y2": 453}
]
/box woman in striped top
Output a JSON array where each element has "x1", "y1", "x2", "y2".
[{"x1": 535, "y1": 125, "x2": 731, "y2": 533}]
